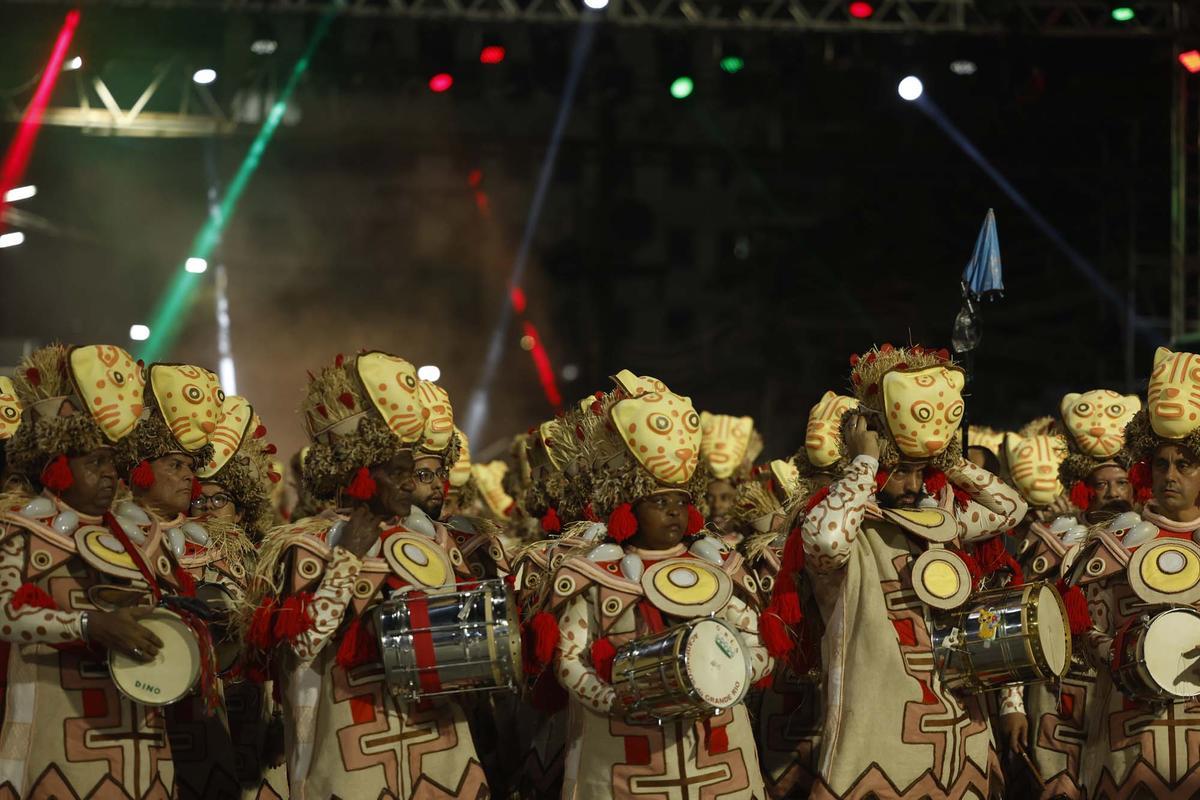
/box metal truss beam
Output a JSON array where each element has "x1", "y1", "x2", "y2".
[{"x1": 2, "y1": 0, "x2": 1191, "y2": 36}]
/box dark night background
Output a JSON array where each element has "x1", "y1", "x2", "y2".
[{"x1": 0, "y1": 3, "x2": 1184, "y2": 459}]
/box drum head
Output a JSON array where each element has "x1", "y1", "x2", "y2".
[
  {"x1": 682, "y1": 619, "x2": 750, "y2": 709},
  {"x1": 1034, "y1": 584, "x2": 1070, "y2": 678},
  {"x1": 1129, "y1": 539, "x2": 1200, "y2": 607},
  {"x1": 912, "y1": 549, "x2": 972, "y2": 610},
  {"x1": 1144, "y1": 608, "x2": 1200, "y2": 698},
  {"x1": 109, "y1": 608, "x2": 200, "y2": 706}
]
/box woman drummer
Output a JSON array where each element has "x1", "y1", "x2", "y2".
[{"x1": 546, "y1": 372, "x2": 771, "y2": 800}]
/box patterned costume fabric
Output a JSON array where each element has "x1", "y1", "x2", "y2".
[{"x1": 799, "y1": 456, "x2": 1027, "y2": 798}]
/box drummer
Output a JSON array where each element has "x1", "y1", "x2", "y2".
[
  {"x1": 546, "y1": 372, "x2": 771, "y2": 800},
  {"x1": 790, "y1": 344, "x2": 1028, "y2": 799},
  {"x1": 1076, "y1": 348, "x2": 1200, "y2": 796},
  {"x1": 0, "y1": 344, "x2": 183, "y2": 797},
  {"x1": 191, "y1": 394, "x2": 288, "y2": 799},
  {"x1": 114, "y1": 361, "x2": 239, "y2": 796},
  {"x1": 245, "y1": 351, "x2": 488, "y2": 799}
]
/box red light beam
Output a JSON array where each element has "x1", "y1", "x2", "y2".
[
  {"x1": 522, "y1": 321, "x2": 563, "y2": 410},
  {"x1": 0, "y1": 10, "x2": 80, "y2": 233}
]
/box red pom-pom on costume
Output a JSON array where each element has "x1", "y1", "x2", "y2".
[
  {"x1": 40, "y1": 455, "x2": 74, "y2": 493},
  {"x1": 540, "y1": 508, "x2": 562, "y2": 534},
  {"x1": 131, "y1": 460, "x2": 156, "y2": 490},
  {"x1": 173, "y1": 567, "x2": 196, "y2": 597},
  {"x1": 529, "y1": 611, "x2": 560, "y2": 670},
  {"x1": 1069, "y1": 481, "x2": 1095, "y2": 511},
  {"x1": 1057, "y1": 579, "x2": 1093, "y2": 635},
  {"x1": 338, "y1": 392, "x2": 355, "y2": 410},
  {"x1": 591, "y1": 637, "x2": 617, "y2": 683},
  {"x1": 875, "y1": 470, "x2": 891, "y2": 492},
  {"x1": 11, "y1": 583, "x2": 57, "y2": 611},
  {"x1": 760, "y1": 611, "x2": 793, "y2": 658},
  {"x1": 686, "y1": 505, "x2": 705, "y2": 535},
  {"x1": 345, "y1": 467, "x2": 377, "y2": 501},
  {"x1": 973, "y1": 536, "x2": 1023, "y2": 587},
  {"x1": 924, "y1": 469, "x2": 947, "y2": 497},
  {"x1": 191, "y1": 479, "x2": 203, "y2": 502},
  {"x1": 1129, "y1": 460, "x2": 1153, "y2": 503},
  {"x1": 273, "y1": 593, "x2": 315, "y2": 641},
  {"x1": 25, "y1": 368, "x2": 40, "y2": 387},
  {"x1": 336, "y1": 616, "x2": 379, "y2": 668},
  {"x1": 254, "y1": 424, "x2": 267, "y2": 439},
  {"x1": 247, "y1": 598, "x2": 278, "y2": 650},
  {"x1": 607, "y1": 503, "x2": 638, "y2": 542}
]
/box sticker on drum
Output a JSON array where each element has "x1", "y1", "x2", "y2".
[
  {"x1": 879, "y1": 506, "x2": 958, "y2": 543},
  {"x1": 109, "y1": 608, "x2": 200, "y2": 706},
  {"x1": 911, "y1": 549, "x2": 972, "y2": 610},
  {"x1": 1143, "y1": 608, "x2": 1200, "y2": 698},
  {"x1": 382, "y1": 532, "x2": 454, "y2": 588},
  {"x1": 640, "y1": 559, "x2": 732, "y2": 618},
  {"x1": 684, "y1": 618, "x2": 751, "y2": 709},
  {"x1": 1128, "y1": 539, "x2": 1200, "y2": 606}
]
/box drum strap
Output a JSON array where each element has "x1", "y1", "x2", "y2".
[
  {"x1": 638, "y1": 600, "x2": 667, "y2": 635},
  {"x1": 103, "y1": 512, "x2": 162, "y2": 601},
  {"x1": 405, "y1": 594, "x2": 442, "y2": 695}
]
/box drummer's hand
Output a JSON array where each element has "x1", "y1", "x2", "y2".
[
  {"x1": 846, "y1": 414, "x2": 881, "y2": 462},
  {"x1": 89, "y1": 607, "x2": 164, "y2": 662},
  {"x1": 341, "y1": 505, "x2": 384, "y2": 558},
  {"x1": 999, "y1": 712, "x2": 1028, "y2": 753}
]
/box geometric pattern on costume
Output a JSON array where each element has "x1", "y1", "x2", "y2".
[
  {"x1": 0, "y1": 378, "x2": 21, "y2": 441},
  {"x1": 882, "y1": 366, "x2": 965, "y2": 459}
]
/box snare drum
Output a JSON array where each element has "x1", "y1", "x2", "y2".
[
  {"x1": 195, "y1": 582, "x2": 239, "y2": 675},
  {"x1": 109, "y1": 607, "x2": 200, "y2": 706},
  {"x1": 611, "y1": 618, "x2": 751, "y2": 722},
  {"x1": 1112, "y1": 607, "x2": 1200, "y2": 703},
  {"x1": 931, "y1": 582, "x2": 1071, "y2": 694},
  {"x1": 376, "y1": 578, "x2": 523, "y2": 700}
]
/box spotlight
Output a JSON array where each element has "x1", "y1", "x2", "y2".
[
  {"x1": 670, "y1": 76, "x2": 694, "y2": 99},
  {"x1": 717, "y1": 39, "x2": 745, "y2": 74},
  {"x1": 1110, "y1": 6, "x2": 1134, "y2": 21},
  {"x1": 898, "y1": 75, "x2": 924, "y2": 101},
  {"x1": 185, "y1": 257, "x2": 208, "y2": 274},
  {"x1": 0, "y1": 232, "x2": 25, "y2": 248},
  {"x1": 584, "y1": 0, "x2": 609, "y2": 9},
  {"x1": 192, "y1": 68, "x2": 217, "y2": 85},
  {"x1": 480, "y1": 34, "x2": 506, "y2": 65},
  {"x1": 1181, "y1": 50, "x2": 1200, "y2": 74},
  {"x1": 519, "y1": 335, "x2": 535, "y2": 351},
  {"x1": 63, "y1": 56, "x2": 82, "y2": 71},
  {"x1": 561, "y1": 364, "x2": 580, "y2": 381},
  {"x1": 848, "y1": 1, "x2": 874, "y2": 18},
  {"x1": 949, "y1": 60, "x2": 977, "y2": 76},
  {"x1": 251, "y1": 39, "x2": 278, "y2": 55},
  {"x1": 3, "y1": 185, "x2": 36, "y2": 202},
  {"x1": 417, "y1": 365, "x2": 442, "y2": 382},
  {"x1": 129, "y1": 324, "x2": 151, "y2": 341},
  {"x1": 429, "y1": 73, "x2": 454, "y2": 93}
]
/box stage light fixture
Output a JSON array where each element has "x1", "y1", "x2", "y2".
[
  {"x1": 4, "y1": 185, "x2": 36, "y2": 202},
  {"x1": 251, "y1": 39, "x2": 278, "y2": 55},
  {"x1": 898, "y1": 75, "x2": 924, "y2": 101},
  {"x1": 192, "y1": 68, "x2": 217, "y2": 85},
  {"x1": 429, "y1": 73, "x2": 454, "y2": 92},
  {"x1": 519, "y1": 335, "x2": 535, "y2": 351},
  {"x1": 1110, "y1": 6, "x2": 1134, "y2": 21},
  {"x1": 63, "y1": 56, "x2": 82, "y2": 71},
  {"x1": 185, "y1": 257, "x2": 208, "y2": 274},
  {"x1": 1181, "y1": 50, "x2": 1200, "y2": 74},
  {"x1": 584, "y1": 0, "x2": 609, "y2": 9},
  {"x1": 417, "y1": 365, "x2": 442, "y2": 382},
  {"x1": 480, "y1": 35, "x2": 507, "y2": 65},
  {"x1": 720, "y1": 56, "x2": 745, "y2": 74},
  {"x1": 848, "y1": 1, "x2": 874, "y2": 18},
  {"x1": 670, "y1": 76, "x2": 694, "y2": 99},
  {"x1": 950, "y1": 60, "x2": 977, "y2": 75},
  {"x1": 129, "y1": 324, "x2": 150, "y2": 341},
  {"x1": 0, "y1": 232, "x2": 24, "y2": 248}
]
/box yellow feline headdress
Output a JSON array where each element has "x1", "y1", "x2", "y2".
[
  {"x1": 117, "y1": 362, "x2": 222, "y2": 475},
  {"x1": 198, "y1": 395, "x2": 280, "y2": 537},
  {"x1": 1057, "y1": 389, "x2": 1139, "y2": 489},
  {"x1": 841, "y1": 343, "x2": 965, "y2": 469},
  {"x1": 300, "y1": 351, "x2": 432, "y2": 501},
  {"x1": 1125, "y1": 347, "x2": 1200, "y2": 464},
  {"x1": 699, "y1": 412, "x2": 760, "y2": 481},
  {"x1": 7, "y1": 344, "x2": 147, "y2": 481},
  {"x1": 793, "y1": 390, "x2": 858, "y2": 477},
  {"x1": 1004, "y1": 432, "x2": 1070, "y2": 507},
  {"x1": 415, "y1": 380, "x2": 462, "y2": 470}
]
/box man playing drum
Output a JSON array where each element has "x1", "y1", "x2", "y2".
[
  {"x1": 246, "y1": 351, "x2": 488, "y2": 800},
  {"x1": 547, "y1": 371, "x2": 771, "y2": 800},
  {"x1": 793, "y1": 344, "x2": 1030, "y2": 799},
  {"x1": 1076, "y1": 348, "x2": 1200, "y2": 797},
  {"x1": 0, "y1": 344, "x2": 189, "y2": 798}
]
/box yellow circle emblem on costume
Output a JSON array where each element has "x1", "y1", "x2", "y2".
[
  {"x1": 383, "y1": 532, "x2": 452, "y2": 588},
  {"x1": 923, "y1": 560, "x2": 961, "y2": 599},
  {"x1": 640, "y1": 558, "x2": 732, "y2": 618},
  {"x1": 1130, "y1": 540, "x2": 1200, "y2": 606}
]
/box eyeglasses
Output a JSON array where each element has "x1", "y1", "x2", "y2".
[
  {"x1": 191, "y1": 492, "x2": 233, "y2": 512},
  {"x1": 415, "y1": 468, "x2": 449, "y2": 485}
]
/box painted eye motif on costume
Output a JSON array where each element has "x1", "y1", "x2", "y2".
[
  {"x1": 682, "y1": 411, "x2": 700, "y2": 432},
  {"x1": 1075, "y1": 402, "x2": 1091, "y2": 416},
  {"x1": 648, "y1": 413, "x2": 674, "y2": 434},
  {"x1": 216, "y1": 389, "x2": 226, "y2": 403},
  {"x1": 910, "y1": 401, "x2": 935, "y2": 423},
  {"x1": 914, "y1": 374, "x2": 936, "y2": 388},
  {"x1": 400, "y1": 372, "x2": 417, "y2": 390},
  {"x1": 111, "y1": 370, "x2": 126, "y2": 387},
  {"x1": 184, "y1": 384, "x2": 205, "y2": 403},
  {"x1": 947, "y1": 401, "x2": 964, "y2": 422},
  {"x1": 1, "y1": 406, "x2": 16, "y2": 421},
  {"x1": 1107, "y1": 404, "x2": 1125, "y2": 418}
]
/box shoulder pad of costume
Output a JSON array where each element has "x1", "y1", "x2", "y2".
[
  {"x1": 0, "y1": 507, "x2": 78, "y2": 577},
  {"x1": 1020, "y1": 521, "x2": 1069, "y2": 581},
  {"x1": 547, "y1": 554, "x2": 641, "y2": 609},
  {"x1": 716, "y1": 550, "x2": 763, "y2": 607},
  {"x1": 1065, "y1": 531, "x2": 1129, "y2": 586},
  {"x1": 877, "y1": 506, "x2": 959, "y2": 543}
]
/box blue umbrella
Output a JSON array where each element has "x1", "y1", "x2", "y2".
[{"x1": 962, "y1": 209, "x2": 1004, "y2": 299}]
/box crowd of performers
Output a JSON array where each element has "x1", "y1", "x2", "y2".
[{"x1": 0, "y1": 340, "x2": 1198, "y2": 799}]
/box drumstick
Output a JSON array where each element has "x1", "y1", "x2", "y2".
[{"x1": 1018, "y1": 748, "x2": 1045, "y2": 787}]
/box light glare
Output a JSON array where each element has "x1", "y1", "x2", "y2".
[
  {"x1": 0, "y1": 232, "x2": 25, "y2": 248},
  {"x1": 584, "y1": 0, "x2": 609, "y2": 9},
  {"x1": 192, "y1": 68, "x2": 217, "y2": 85},
  {"x1": 4, "y1": 185, "x2": 36, "y2": 202},
  {"x1": 185, "y1": 257, "x2": 208, "y2": 274},
  {"x1": 63, "y1": 56, "x2": 82, "y2": 71},
  {"x1": 417, "y1": 365, "x2": 442, "y2": 382},
  {"x1": 898, "y1": 75, "x2": 924, "y2": 101},
  {"x1": 129, "y1": 324, "x2": 151, "y2": 341}
]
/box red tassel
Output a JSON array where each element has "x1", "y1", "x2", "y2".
[
  {"x1": 1057, "y1": 579, "x2": 1093, "y2": 635},
  {"x1": 338, "y1": 392, "x2": 355, "y2": 410},
  {"x1": 273, "y1": 593, "x2": 315, "y2": 641},
  {"x1": 345, "y1": 467, "x2": 377, "y2": 501},
  {"x1": 607, "y1": 503, "x2": 638, "y2": 542},
  {"x1": 268, "y1": 471, "x2": 281, "y2": 483},
  {"x1": 529, "y1": 611, "x2": 560, "y2": 670},
  {"x1": 540, "y1": 507, "x2": 562, "y2": 534},
  {"x1": 40, "y1": 455, "x2": 74, "y2": 493},
  {"x1": 25, "y1": 368, "x2": 40, "y2": 387},
  {"x1": 11, "y1": 583, "x2": 57, "y2": 610},
  {"x1": 591, "y1": 637, "x2": 617, "y2": 683},
  {"x1": 1069, "y1": 481, "x2": 1095, "y2": 511},
  {"x1": 955, "y1": 547, "x2": 984, "y2": 590},
  {"x1": 924, "y1": 469, "x2": 948, "y2": 496},
  {"x1": 254, "y1": 424, "x2": 267, "y2": 439},
  {"x1": 686, "y1": 505, "x2": 705, "y2": 535},
  {"x1": 190, "y1": 479, "x2": 202, "y2": 502},
  {"x1": 638, "y1": 600, "x2": 667, "y2": 634},
  {"x1": 951, "y1": 485, "x2": 972, "y2": 509},
  {"x1": 760, "y1": 611, "x2": 793, "y2": 658},
  {"x1": 1129, "y1": 460, "x2": 1153, "y2": 503},
  {"x1": 265, "y1": 443, "x2": 278, "y2": 455},
  {"x1": 336, "y1": 616, "x2": 379, "y2": 668},
  {"x1": 754, "y1": 674, "x2": 774, "y2": 690},
  {"x1": 875, "y1": 470, "x2": 891, "y2": 492},
  {"x1": 247, "y1": 598, "x2": 278, "y2": 650},
  {"x1": 704, "y1": 719, "x2": 729, "y2": 754},
  {"x1": 973, "y1": 536, "x2": 1023, "y2": 587},
  {"x1": 131, "y1": 459, "x2": 156, "y2": 490}
]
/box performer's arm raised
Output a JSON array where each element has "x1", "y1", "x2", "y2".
[
  {"x1": 802, "y1": 415, "x2": 881, "y2": 574},
  {"x1": 947, "y1": 458, "x2": 1028, "y2": 542}
]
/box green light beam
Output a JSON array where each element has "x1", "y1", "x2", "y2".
[{"x1": 139, "y1": 4, "x2": 342, "y2": 363}]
